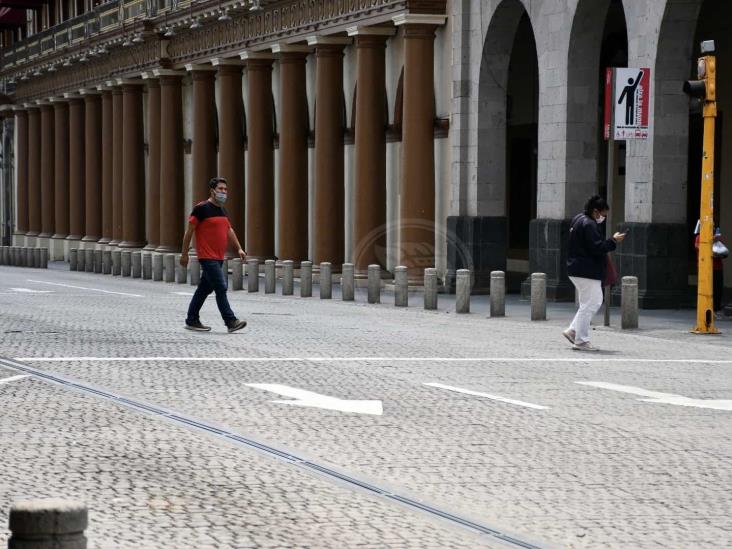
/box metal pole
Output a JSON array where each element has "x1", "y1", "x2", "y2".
[
  {"x1": 693, "y1": 53, "x2": 718, "y2": 334},
  {"x1": 604, "y1": 134, "x2": 614, "y2": 327}
]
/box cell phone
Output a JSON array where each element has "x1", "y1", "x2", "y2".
[{"x1": 622, "y1": 228, "x2": 630, "y2": 235}]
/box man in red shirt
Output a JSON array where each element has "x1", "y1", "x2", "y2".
[{"x1": 180, "y1": 177, "x2": 247, "y2": 332}]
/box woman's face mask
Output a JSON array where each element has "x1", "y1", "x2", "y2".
[{"x1": 596, "y1": 215, "x2": 606, "y2": 224}]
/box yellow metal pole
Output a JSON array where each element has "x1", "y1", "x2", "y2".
[{"x1": 693, "y1": 55, "x2": 718, "y2": 334}]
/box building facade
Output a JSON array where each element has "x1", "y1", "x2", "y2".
[{"x1": 0, "y1": 0, "x2": 730, "y2": 308}]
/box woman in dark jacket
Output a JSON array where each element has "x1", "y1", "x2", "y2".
[{"x1": 563, "y1": 195, "x2": 626, "y2": 351}]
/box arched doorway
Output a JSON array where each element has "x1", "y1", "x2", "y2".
[
  {"x1": 687, "y1": 0, "x2": 732, "y2": 305},
  {"x1": 476, "y1": 0, "x2": 538, "y2": 293},
  {"x1": 566, "y1": 0, "x2": 628, "y2": 220}
]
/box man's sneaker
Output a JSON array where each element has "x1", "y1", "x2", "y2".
[
  {"x1": 226, "y1": 319, "x2": 247, "y2": 333},
  {"x1": 562, "y1": 329, "x2": 576, "y2": 345},
  {"x1": 185, "y1": 320, "x2": 211, "y2": 332},
  {"x1": 572, "y1": 341, "x2": 600, "y2": 352}
]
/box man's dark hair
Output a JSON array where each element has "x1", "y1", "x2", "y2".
[
  {"x1": 208, "y1": 177, "x2": 227, "y2": 190},
  {"x1": 583, "y1": 194, "x2": 609, "y2": 215}
]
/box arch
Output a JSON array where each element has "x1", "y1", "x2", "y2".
[
  {"x1": 477, "y1": 0, "x2": 536, "y2": 217},
  {"x1": 565, "y1": 0, "x2": 628, "y2": 216},
  {"x1": 652, "y1": 0, "x2": 704, "y2": 224}
]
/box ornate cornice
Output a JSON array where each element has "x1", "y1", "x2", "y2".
[{"x1": 8, "y1": 0, "x2": 447, "y2": 102}]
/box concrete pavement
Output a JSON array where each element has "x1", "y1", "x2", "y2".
[{"x1": 1, "y1": 263, "x2": 731, "y2": 548}]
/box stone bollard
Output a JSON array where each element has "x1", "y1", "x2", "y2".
[
  {"x1": 175, "y1": 255, "x2": 187, "y2": 284},
  {"x1": 142, "y1": 253, "x2": 152, "y2": 280},
  {"x1": 69, "y1": 249, "x2": 78, "y2": 271},
  {"x1": 111, "y1": 250, "x2": 121, "y2": 276},
  {"x1": 300, "y1": 261, "x2": 312, "y2": 297},
  {"x1": 189, "y1": 257, "x2": 200, "y2": 286},
  {"x1": 131, "y1": 252, "x2": 142, "y2": 278},
  {"x1": 247, "y1": 259, "x2": 260, "y2": 293},
  {"x1": 11, "y1": 246, "x2": 18, "y2": 266},
  {"x1": 530, "y1": 272, "x2": 547, "y2": 321},
  {"x1": 456, "y1": 269, "x2": 471, "y2": 313},
  {"x1": 15, "y1": 246, "x2": 23, "y2": 267},
  {"x1": 0, "y1": 246, "x2": 5, "y2": 266},
  {"x1": 102, "y1": 250, "x2": 111, "y2": 275},
  {"x1": 394, "y1": 266, "x2": 408, "y2": 307},
  {"x1": 77, "y1": 248, "x2": 87, "y2": 272},
  {"x1": 368, "y1": 264, "x2": 381, "y2": 304},
  {"x1": 264, "y1": 260, "x2": 276, "y2": 293},
  {"x1": 341, "y1": 263, "x2": 354, "y2": 301},
  {"x1": 282, "y1": 260, "x2": 294, "y2": 295},
  {"x1": 32, "y1": 248, "x2": 40, "y2": 268},
  {"x1": 8, "y1": 498, "x2": 88, "y2": 549},
  {"x1": 152, "y1": 254, "x2": 163, "y2": 281},
  {"x1": 320, "y1": 262, "x2": 332, "y2": 299},
  {"x1": 121, "y1": 251, "x2": 132, "y2": 277},
  {"x1": 424, "y1": 268, "x2": 438, "y2": 310},
  {"x1": 490, "y1": 271, "x2": 506, "y2": 317},
  {"x1": 84, "y1": 249, "x2": 94, "y2": 273},
  {"x1": 24, "y1": 247, "x2": 33, "y2": 268},
  {"x1": 164, "y1": 254, "x2": 176, "y2": 282},
  {"x1": 94, "y1": 250, "x2": 103, "y2": 274},
  {"x1": 621, "y1": 276, "x2": 639, "y2": 330},
  {"x1": 40, "y1": 248, "x2": 49, "y2": 269},
  {"x1": 231, "y1": 258, "x2": 243, "y2": 291}
]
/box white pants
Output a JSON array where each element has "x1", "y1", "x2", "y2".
[{"x1": 568, "y1": 276, "x2": 604, "y2": 344}]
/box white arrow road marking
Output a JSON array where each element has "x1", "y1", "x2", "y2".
[
  {"x1": 246, "y1": 383, "x2": 383, "y2": 415},
  {"x1": 9, "y1": 287, "x2": 53, "y2": 293},
  {"x1": 577, "y1": 381, "x2": 732, "y2": 411},
  {"x1": 27, "y1": 280, "x2": 142, "y2": 297},
  {"x1": 0, "y1": 375, "x2": 30, "y2": 385},
  {"x1": 424, "y1": 382, "x2": 549, "y2": 410}
]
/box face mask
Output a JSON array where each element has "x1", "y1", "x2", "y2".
[
  {"x1": 214, "y1": 192, "x2": 227, "y2": 205},
  {"x1": 596, "y1": 215, "x2": 606, "y2": 224}
]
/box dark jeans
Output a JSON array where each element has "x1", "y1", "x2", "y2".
[{"x1": 186, "y1": 259, "x2": 236, "y2": 325}]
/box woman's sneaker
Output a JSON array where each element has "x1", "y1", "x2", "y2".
[
  {"x1": 226, "y1": 319, "x2": 247, "y2": 333},
  {"x1": 562, "y1": 329, "x2": 576, "y2": 344},
  {"x1": 572, "y1": 342, "x2": 600, "y2": 352},
  {"x1": 185, "y1": 320, "x2": 211, "y2": 332}
]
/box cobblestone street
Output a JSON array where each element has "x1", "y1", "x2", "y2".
[{"x1": 1, "y1": 264, "x2": 731, "y2": 548}]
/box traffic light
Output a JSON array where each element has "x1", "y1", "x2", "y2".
[{"x1": 683, "y1": 40, "x2": 716, "y2": 102}]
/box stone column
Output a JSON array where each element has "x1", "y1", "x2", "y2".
[
  {"x1": 241, "y1": 53, "x2": 275, "y2": 259},
  {"x1": 274, "y1": 45, "x2": 309, "y2": 263},
  {"x1": 187, "y1": 65, "x2": 217, "y2": 193},
  {"x1": 14, "y1": 108, "x2": 29, "y2": 237},
  {"x1": 39, "y1": 103, "x2": 55, "y2": 241},
  {"x1": 144, "y1": 77, "x2": 160, "y2": 250},
  {"x1": 67, "y1": 97, "x2": 85, "y2": 243},
  {"x1": 27, "y1": 106, "x2": 41, "y2": 239},
  {"x1": 394, "y1": 17, "x2": 443, "y2": 281},
  {"x1": 156, "y1": 71, "x2": 184, "y2": 252},
  {"x1": 52, "y1": 99, "x2": 69, "y2": 258},
  {"x1": 347, "y1": 27, "x2": 392, "y2": 273},
  {"x1": 309, "y1": 38, "x2": 349, "y2": 267},
  {"x1": 99, "y1": 89, "x2": 113, "y2": 245},
  {"x1": 215, "y1": 60, "x2": 245, "y2": 246},
  {"x1": 110, "y1": 86, "x2": 123, "y2": 245},
  {"x1": 82, "y1": 91, "x2": 102, "y2": 244},
  {"x1": 120, "y1": 81, "x2": 146, "y2": 248}
]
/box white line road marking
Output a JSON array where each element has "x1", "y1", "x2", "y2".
[
  {"x1": 26, "y1": 280, "x2": 142, "y2": 297},
  {"x1": 9, "y1": 287, "x2": 53, "y2": 293},
  {"x1": 576, "y1": 381, "x2": 732, "y2": 411},
  {"x1": 424, "y1": 382, "x2": 548, "y2": 410},
  {"x1": 246, "y1": 383, "x2": 383, "y2": 415},
  {"x1": 0, "y1": 375, "x2": 30, "y2": 385},
  {"x1": 13, "y1": 356, "x2": 732, "y2": 364},
  {"x1": 172, "y1": 292, "x2": 193, "y2": 296}
]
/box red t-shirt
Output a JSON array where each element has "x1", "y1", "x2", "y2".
[{"x1": 189, "y1": 201, "x2": 231, "y2": 260}]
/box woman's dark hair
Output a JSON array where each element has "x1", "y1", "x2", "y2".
[
  {"x1": 583, "y1": 194, "x2": 609, "y2": 215},
  {"x1": 208, "y1": 177, "x2": 227, "y2": 190}
]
